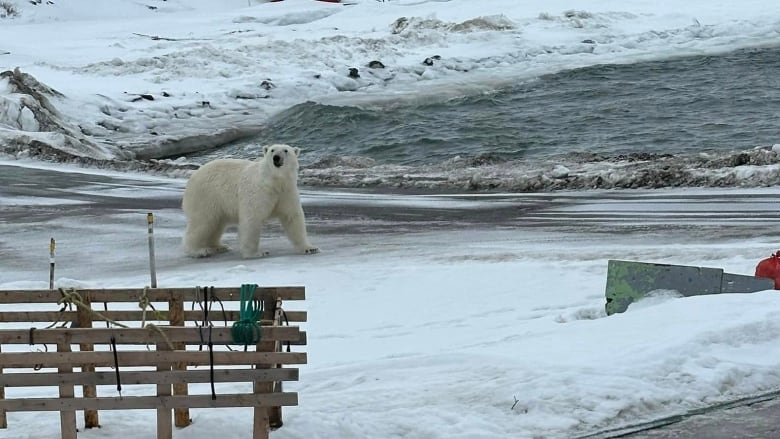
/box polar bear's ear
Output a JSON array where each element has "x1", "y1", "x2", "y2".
[
  {"x1": 293, "y1": 147, "x2": 301, "y2": 157},
  {"x1": 263, "y1": 145, "x2": 270, "y2": 156}
]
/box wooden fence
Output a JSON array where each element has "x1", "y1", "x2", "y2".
[{"x1": 0, "y1": 286, "x2": 306, "y2": 439}]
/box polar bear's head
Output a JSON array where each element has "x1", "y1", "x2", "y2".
[{"x1": 263, "y1": 144, "x2": 301, "y2": 174}]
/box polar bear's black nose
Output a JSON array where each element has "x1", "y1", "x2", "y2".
[{"x1": 273, "y1": 154, "x2": 283, "y2": 167}]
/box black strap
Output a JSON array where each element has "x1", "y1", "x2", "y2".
[
  {"x1": 29, "y1": 328, "x2": 44, "y2": 371},
  {"x1": 193, "y1": 286, "x2": 205, "y2": 351},
  {"x1": 203, "y1": 286, "x2": 210, "y2": 326},
  {"x1": 208, "y1": 335, "x2": 216, "y2": 400},
  {"x1": 111, "y1": 336, "x2": 122, "y2": 397},
  {"x1": 281, "y1": 309, "x2": 291, "y2": 353}
]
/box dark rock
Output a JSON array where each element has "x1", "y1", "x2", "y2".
[
  {"x1": 368, "y1": 60, "x2": 385, "y2": 69},
  {"x1": 467, "y1": 152, "x2": 507, "y2": 166},
  {"x1": 422, "y1": 55, "x2": 441, "y2": 66},
  {"x1": 732, "y1": 153, "x2": 750, "y2": 166},
  {"x1": 128, "y1": 93, "x2": 154, "y2": 102},
  {"x1": 348, "y1": 67, "x2": 360, "y2": 78}
]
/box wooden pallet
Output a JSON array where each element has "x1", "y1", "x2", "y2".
[{"x1": 0, "y1": 286, "x2": 306, "y2": 439}]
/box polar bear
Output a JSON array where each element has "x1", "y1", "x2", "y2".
[{"x1": 181, "y1": 144, "x2": 319, "y2": 258}]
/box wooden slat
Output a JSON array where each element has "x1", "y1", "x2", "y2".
[
  {"x1": 0, "y1": 312, "x2": 77, "y2": 323},
  {"x1": 0, "y1": 328, "x2": 307, "y2": 347},
  {"x1": 0, "y1": 366, "x2": 298, "y2": 387},
  {"x1": 0, "y1": 287, "x2": 305, "y2": 304},
  {"x1": 291, "y1": 330, "x2": 307, "y2": 346},
  {"x1": 0, "y1": 351, "x2": 307, "y2": 368},
  {"x1": 0, "y1": 326, "x2": 300, "y2": 344},
  {"x1": 0, "y1": 310, "x2": 308, "y2": 324},
  {"x1": 0, "y1": 392, "x2": 299, "y2": 411}
]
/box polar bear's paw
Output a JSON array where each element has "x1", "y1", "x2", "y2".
[
  {"x1": 186, "y1": 245, "x2": 230, "y2": 258},
  {"x1": 304, "y1": 247, "x2": 320, "y2": 255},
  {"x1": 241, "y1": 250, "x2": 271, "y2": 259}
]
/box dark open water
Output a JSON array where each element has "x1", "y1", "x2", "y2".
[
  {"x1": 196, "y1": 46, "x2": 780, "y2": 166},
  {"x1": 184, "y1": 46, "x2": 780, "y2": 191}
]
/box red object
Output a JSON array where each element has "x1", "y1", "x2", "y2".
[{"x1": 755, "y1": 251, "x2": 780, "y2": 289}]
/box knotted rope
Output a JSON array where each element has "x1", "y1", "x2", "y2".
[
  {"x1": 55, "y1": 288, "x2": 129, "y2": 328},
  {"x1": 138, "y1": 286, "x2": 164, "y2": 328},
  {"x1": 55, "y1": 288, "x2": 173, "y2": 350}
]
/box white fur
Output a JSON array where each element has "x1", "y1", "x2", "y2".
[{"x1": 182, "y1": 144, "x2": 319, "y2": 258}]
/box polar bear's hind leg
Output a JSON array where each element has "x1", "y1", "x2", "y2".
[{"x1": 184, "y1": 216, "x2": 229, "y2": 258}]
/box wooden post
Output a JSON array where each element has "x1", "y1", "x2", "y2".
[
  {"x1": 168, "y1": 296, "x2": 191, "y2": 427},
  {"x1": 253, "y1": 296, "x2": 277, "y2": 439},
  {"x1": 76, "y1": 292, "x2": 99, "y2": 428},
  {"x1": 156, "y1": 342, "x2": 173, "y2": 439},
  {"x1": 57, "y1": 342, "x2": 77, "y2": 439},
  {"x1": 0, "y1": 345, "x2": 6, "y2": 429}
]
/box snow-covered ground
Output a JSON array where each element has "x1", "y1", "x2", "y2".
[
  {"x1": 4, "y1": 1, "x2": 780, "y2": 437},
  {"x1": 2, "y1": 159, "x2": 780, "y2": 438},
  {"x1": 2, "y1": 0, "x2": 780, "y2": 162}
]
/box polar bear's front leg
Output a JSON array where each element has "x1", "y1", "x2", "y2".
[
  {"x1": 280, "y1": 207, "x2": 319, "y2": 255},
  {"x1": 238, "y1": 217, "x2": 268, "y2": 259}
]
